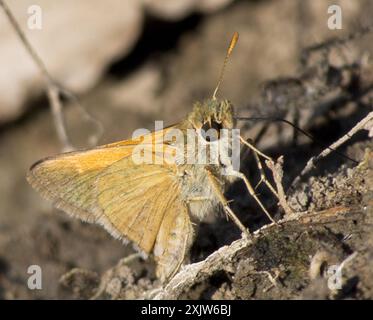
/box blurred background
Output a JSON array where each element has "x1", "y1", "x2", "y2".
[{"x1": 0, "y1": 0, "x2": 372, "y2": 299}]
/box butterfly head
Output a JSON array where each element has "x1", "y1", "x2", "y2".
[{"x1": 188, "y1": 99, "x2": 235, "y2": 142}]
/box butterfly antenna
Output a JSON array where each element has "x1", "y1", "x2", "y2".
[
  {"x1": 212, "y1": 32, "x2": 239, "y2": 100},
  {"x1": 235, "y1": 116, "x2": 359, "y2": 164}
]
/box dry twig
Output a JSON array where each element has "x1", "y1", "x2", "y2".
[
  {"x1": 151, "y1": 205, "x2": 359, "y2": 300},
  {"x1": 265, "y1": 156, "x2": 295, "y2": 217}
]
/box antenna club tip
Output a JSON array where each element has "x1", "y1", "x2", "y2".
[
  {"x1": 212, "y1": 32, "x2": 239, "y2": 99},
  {"x1": 228, "y1": 32, "x2": 239, "y2": 54}
]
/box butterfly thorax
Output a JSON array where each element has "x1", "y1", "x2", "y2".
[{"x1": 169, "y1": 99, "x2": 238, "y2": 221}]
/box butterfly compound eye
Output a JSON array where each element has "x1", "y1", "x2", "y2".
[{"x1": 201, "y1": 121, "x2": 222, "y2": 142}]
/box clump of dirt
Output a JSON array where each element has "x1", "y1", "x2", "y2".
[{"x1": 290, "y1": 147, "x2": 373, "y2": 212}]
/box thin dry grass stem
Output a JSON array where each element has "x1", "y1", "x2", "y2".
[
  {"x1": 257, "y1": 270, "x2": 280, "y2": 293},
  {"x1": 0, "y1": 0, "x2": 103, "y2": 151},
  {"x1": 290, "y1": 111, "x2": 373, "y2": 189}
]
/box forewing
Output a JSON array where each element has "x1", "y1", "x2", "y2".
[
  {"x1": 27, "y1": 146, "x2": 135, "y2": 221},
  {"x1": 27, "y1": 126, "x2": 177, "y2": 220}
]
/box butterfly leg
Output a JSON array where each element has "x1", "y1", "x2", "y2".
[
  {"x1": 252, "y1": 149, "x2": 279, "y2": 199},
  {"x1": 206, "y1": 169, "x2": 250, "y2": 236},
  {"x1": 240, "y1": 135, "x2": 279, "y2": 202},
  {"x1": 240, "y1": 135, "x2": 272, "y2": 161},
  {"x1": 233, "y1": 170, "x2": 276, "y2": 224},
  {"x1": 186, "y1": 196, "x2": 211, "y2": 203}
]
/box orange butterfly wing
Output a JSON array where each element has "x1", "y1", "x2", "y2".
[{"x1": 27, "y1": 127, "x2": 191, "y2": 256}]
